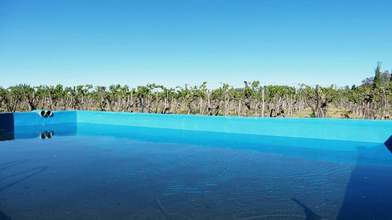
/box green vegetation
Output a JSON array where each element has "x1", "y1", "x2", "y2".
[{"x1": 1, "y1": 64, "x2": 391, "y2": 119}]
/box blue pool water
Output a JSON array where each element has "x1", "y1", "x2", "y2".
[{"x1": 1, "y1": 111, "x2": 392, "y2": 219}]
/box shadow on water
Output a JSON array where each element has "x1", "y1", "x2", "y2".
[
  {"x1": 0, "y1": 160, "x2": 27, "y2": 172},
  {"x1": 155, "y1": 198, "x2": 171, "y2": 220},
  {"x1": 0, "y1": 166, "x2": 48, "y2": 192},
  {"x1": 0, "y1": 160, "x2": 48, "y2": 220},
  {"x1": 0, "y1": 210, "x2": 12, "y2": 220},
  {"x1": 337, "y1": 144, "x2": 392, "y2": 220},
  {"x1": 291, "y1": 198, "x2": 322, "y2": 220},
  {"x1": 0, "y1": 166, "x2": 48, "y2": 183}
]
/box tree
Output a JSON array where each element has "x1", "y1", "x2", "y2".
[{"x1": 0, "y1": 64, "x2": 391, "y2": 120}]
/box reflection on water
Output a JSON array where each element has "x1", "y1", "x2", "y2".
[
  {"x1": 40, "y1": 131, "x2": 54, "y2": 139},
  {"x1": 0, "y1": 124, "x2": 391, "y2": 219},
  {"x1": 0, "y1": 123, "x2": 76, "y2": 141}
]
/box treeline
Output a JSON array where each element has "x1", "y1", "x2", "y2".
[{"x1": 1, "y1": 64, "x2": 391, "y2": 119}]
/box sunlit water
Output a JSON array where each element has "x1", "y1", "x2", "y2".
[{"x1": 0, "y1": 124, "x2": 392, "y2": 220}]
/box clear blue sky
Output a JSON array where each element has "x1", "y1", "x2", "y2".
[{"x1": 0, "y1": 0, "x2": 391, "y2": 88}]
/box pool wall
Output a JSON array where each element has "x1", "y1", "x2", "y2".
[
  {"x1": 13, "y1": 111, "x2": 77, "y2": 126},
  {"x1": 2, "y1": 110, "x2": 392, "y2": 143},
  {"x1": 77, "y1": 111, "x2": 392, "y2": 143},
  {"x1": 0, "y1": 111, "x2": 77, "y2": 140}
]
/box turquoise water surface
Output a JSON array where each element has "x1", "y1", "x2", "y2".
[{"x1": 1, "y1": 122, "x2": 392, "y2": 220}]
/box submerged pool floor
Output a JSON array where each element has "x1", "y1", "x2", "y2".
[{"x1": 1, "y1": 124, "x2": 392, "y2": 220}]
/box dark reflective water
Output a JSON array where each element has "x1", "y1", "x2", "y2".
[{"x1": 0, "y1": 124, "x2": 391, "y2": 220}]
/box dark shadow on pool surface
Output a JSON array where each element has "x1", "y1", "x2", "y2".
[
  {"x1": 0, "y1": 160, "x2": 48, "y2": 220},
  {"x1": 337, "y1": 144, "x2": 392, "y2": 220},
  {"x1": 0, "y1": 160, "x2": 27, "y2": 172},
  {"x1": 292, "y1": 198, "x2": 322, "y2": 220},
  {"x1": 0, "y1": 166, "x2": 48, "y2": 192},
  {"x1": 0, "y1": 162, "x2": 46, "y2": 220},
  {"x1": 0, "y1": 210, "x2": 12, "y2": 220},
  {"x1": 155, "y1": 198, "x2": 171, "y2": 220},
  {"x1": 0, "y1": 166, "x2": 48, "y2": 183}
]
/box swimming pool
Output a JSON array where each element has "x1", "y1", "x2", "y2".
[{"x1": 1, "y1": 111, "x2": 392, "y2": 219}]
